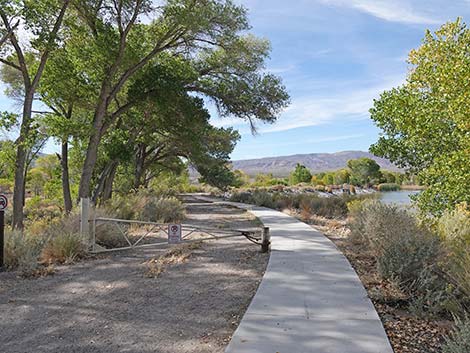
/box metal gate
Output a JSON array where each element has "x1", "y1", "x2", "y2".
[{"x1": 90, "y1": 216, "x2": 270, "y2": 253}]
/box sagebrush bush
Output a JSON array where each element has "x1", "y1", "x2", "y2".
[
  {"x1": 41, "y1": 232, "x2": 87, "y2": 264},
  {"x1": 140, "y1": 197, "x2": 185, "y2": 223},
  {"x1": 377, "y1": 228, "x2": 440, "y2": 287},
  {"x1": 443, "y1": 316, "x2": 470, "y2": 353},
  {"x1": 438, "y1": 205, "x2": 470, "y2": 298},
  {"x1": 377, "y1": 183, "x2": 400, "y2": 192},
  {"x1": 4, "y1": 230, "x2": 44, "y2": 273},
  {"x1": 105, "y1": 189, "x2": 185, "y2": 223},
  {"x1": 24, "y1": 196, "x2": 62, "y2": 222}
]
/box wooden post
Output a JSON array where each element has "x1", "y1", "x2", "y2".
[{"x1": 261, "y1": 227, "x2": 270, "y2": 253}]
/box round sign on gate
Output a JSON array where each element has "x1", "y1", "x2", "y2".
[{"x1": 0, "y1": 194, "x2": 7, "y2": 211}]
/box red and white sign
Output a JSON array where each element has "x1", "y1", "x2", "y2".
[
  {"x1": 0, "y1": 194, "x2": 7, "y2": 211},
  {"x1": 168, "y1": 224, "x2": 182, "y2": 244}
]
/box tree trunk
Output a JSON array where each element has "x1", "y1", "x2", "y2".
[
  {"x1": 134, "y1": 144, "x2": 145, "y2": 189},
  {"x1": 12, "y1": 93, "x2": 33, "y2": 229},
  {"x1": 102, "y1": 161, "x2": 118, "y2": 203},
  {"x1": 78, "y1": 90, "x2": 109, "y2": 199},
  {"x1": 61, "y1": 140, "x2": 73, "y2": 214}
]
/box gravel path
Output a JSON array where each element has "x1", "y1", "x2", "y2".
[{"x1": 0, "y1": 196, "x2": 268, "y2": 353}]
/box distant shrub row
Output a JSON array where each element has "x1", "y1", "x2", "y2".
[{"x1": 228, "y1": 190, "x2": 369, "y2": 219}]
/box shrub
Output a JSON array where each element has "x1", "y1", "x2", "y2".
[
  {"x1": 105, "y1": 189, "x2": 185, "y2": 223},
  {"x1": 377, "y1": 183, "x2": 400, "y2": 191},
  {"x1": 443, "y1": 316, "x2": 470, "y2": 353},
  {"x1": 140, "y1": 197, "x2": 185, "y2": 223},
  {"x1": 4, "y1": 230, "x2": 44, "y2": 273},
  {"x1": 438, "y1": 205, "x2": 470, "y2": 298},
  {"x1": 251, "y1": 190, "x2": 276, "y2": 208},
  {"x1": 24, "y1": 196, "x2": 62, "y2": 222},
  {"x1": 41, "y1": 232, "x2": 87, "y2": 264}
]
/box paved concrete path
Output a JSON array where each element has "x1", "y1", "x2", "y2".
[{"x1": 198, "y1": 198, "x2": 394, "y2": 353}]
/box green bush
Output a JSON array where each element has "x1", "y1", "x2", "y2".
[
  {"x1": 438, "y1": 205, "x2": 470, "y2": 298},
  {"x1": 377, "y1": 183, "x2": 400, "y2": 191},
  {"x1": 4, "y1": 230, "x2": 44, "y2": 273},
  {"x1": 105, "y1": 189, "x2": 185, "y2": 223},
  {"x1": 443, "y1": 316, "x2": 470, "y2": 353},
  {"x1": 140, "y1": 196, "x2": 185, "y2": 223},
  {"x1": 41, "y1": 232, "x2": 87, "y2": 264}
]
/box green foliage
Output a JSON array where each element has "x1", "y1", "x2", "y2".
[
  {"x1": 230, "y1": 190, "x2": 350, "y2": 218},
  {"x1": 105, "y1": 189, "x2": 185, "y2": 223},
  {"x1": 443, "y1": 316, "x2": 470, "y2": 353},
  {"x1": 370, "y1": 19, "x2": 470, "y2": 214},
  {"x1": 289, "y1": 164, "x2": 312, "y2": 185},
  {"x1": 4, "y1": 230, "x2": 45, "y2": 273},
  {"x1": 252, "y1": 173, "x2": 286, "y2": 187},
  {"x1": 438, "y1": 205, "x2": 470, "y2": 297},
  {"x1": 0, "y1": 140, "x2": 16, "y2": 180},
  {"x1": 140, "y1": 197, "x2": 185, "y2": 223},
  {"x1": 349, "y1": 201, "x2": 461, "y2": 316},
  {"x1": 347, "y1": 158, "x2": 381, "y2": 186},
  {"x1": 377, "y1": 183, "x2": 400, "y2": 192},
  {"x1": 41, "y1": 232, "x2": 87, "y2": 265}
]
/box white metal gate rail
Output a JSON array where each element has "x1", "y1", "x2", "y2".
[{"x1": 90, "y1": 216, "x2": 270, "y2": 253}]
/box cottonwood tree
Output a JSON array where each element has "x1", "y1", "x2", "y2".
[
  {"x1": 67, "y1": 0, "x2": 289, "y2": 199},
  {"x1": 0, "y1": 0, "x2": 70, "y2": 228},
  {"x1": 347, "y1": 158, "x2": 381, "y2": 186},
  {"x1": 370, "y1": 19, "x2": 470, "y2": 214}
]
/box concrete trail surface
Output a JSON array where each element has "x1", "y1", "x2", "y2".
[{"x1": 200, "y1": 198, "x2": 394, "y2": 353}]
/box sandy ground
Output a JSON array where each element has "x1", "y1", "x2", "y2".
[{"x1": 0, "y1": 196, "x2": 268, "y2": 353}]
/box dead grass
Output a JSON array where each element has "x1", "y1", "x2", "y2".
[{"x1": 144, "y1": 241, "x2": 203, "y2": 278}]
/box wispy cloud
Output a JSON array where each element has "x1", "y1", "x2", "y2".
[
  {"x1": 261, "y1": 76, "x2": 404, "y2": 133},
  {"x1": 318, "y1": 0, "x2": 441, "y2": 25}
]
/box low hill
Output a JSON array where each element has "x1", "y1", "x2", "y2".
[{"x1": 231, "y1": 151, "x2": 400, "y2": 177}]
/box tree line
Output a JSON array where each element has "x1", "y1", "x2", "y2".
[{"x1": 0, "y1": 0, "x2": 290, "y2": 228}]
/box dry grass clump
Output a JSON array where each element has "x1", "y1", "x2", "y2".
[
  {"x1": 4, "y1": 230, "x2": 45, "y2": 274},
  {"x1": 41, "y1": 232, "x2": 87, "y2": 265},
  {"x1": 144, "y1": 242, "x2": 202, "y2": 278},
  {"x1": 105, "y1": 189, "x2": 185, "y2": 223},
  {"x1": 443, "y1": 315, "x2": 470, "y2": 353}
]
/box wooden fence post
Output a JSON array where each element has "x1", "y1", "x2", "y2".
[{"x1": 261, "y1": 227, "x2": 270, "y2": 253}]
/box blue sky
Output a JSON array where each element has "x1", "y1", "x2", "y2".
[
  {"x1": 211, "y1": 0, "x2": 470, "y2": 160},
  {"x1": 1, "y1": 0, "x2": 470, "y2": 159}
]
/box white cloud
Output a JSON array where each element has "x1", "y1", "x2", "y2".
[
  {"x1": 318, "y1": 0, "x2": 441, "y2": 24},
  {"x1": 261, "y1": 76, "x2": 404, "y2": 133}
]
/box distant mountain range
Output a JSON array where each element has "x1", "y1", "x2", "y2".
[{"x1": 230, "y1": 151, "x2": 400, "y2": 177}]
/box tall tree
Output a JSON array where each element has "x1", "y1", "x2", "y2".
[
  {"x1": 69, "y1": 0, "x2": 289, "y2": 199},
  {"x1": 370, "y1": 19, "x2": 470, "y2": 214},
  {"x1": 0, "y1": 0, "x2": 70, "y2": 228},
  {"x1": 289, "y1": 164, "x2": 312, "y2": 185},
  {"x1": 347, "y1": 158, "x2": 381, "y2": 186}
]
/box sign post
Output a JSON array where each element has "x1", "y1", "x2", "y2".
[
  {"x1": 0, "y1": 194, "x2": 8, "y2": 270},
  {"x1": 168, "y1": 224, "x2": 182, "y2": 244}
]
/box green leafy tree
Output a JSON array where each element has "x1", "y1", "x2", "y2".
[
  {"x1": 334, "y1": 168, "x2": 350, "y2": 185},
  {"x1": 68, "y1": 0, "x2": 290, "y2": 199},
  {"x1": 347, "y1": 158, "x2": 381, "y2": 186},
  {"x1": 289, "y1": 163, "x2": 312, "y2": 185},
  {"x1": 0, "y1": 0, "x2": 71, "y2": 228},
  {"x1": 370, "y1": 19, "x2": 470, "y2": 214}
]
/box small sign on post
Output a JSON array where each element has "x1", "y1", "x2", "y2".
[
  {"x1": 168, "y1": 224, "x2": 182, "y2": 244},
  {"x1": 0, "y1": 194, "x2": 8, "y2": 270}
]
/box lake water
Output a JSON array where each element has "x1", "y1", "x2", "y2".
[{"x1": 378, "y1": 190, "x2": 421, "y2": 206}]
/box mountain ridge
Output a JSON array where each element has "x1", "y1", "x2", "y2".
[{"x1": 230, "y1": 150, "x2": 400, "y2": 177}]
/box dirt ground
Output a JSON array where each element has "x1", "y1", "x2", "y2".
[{"x1": 0, "y1": 196, "x2": 268, "y2": 353}]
